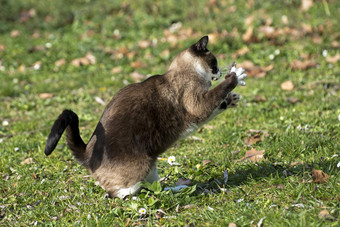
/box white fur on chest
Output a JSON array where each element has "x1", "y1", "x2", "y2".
[{"x1": 180, "y1": 123, "x2": 198, "y2": 139}]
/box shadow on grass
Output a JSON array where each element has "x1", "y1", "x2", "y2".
[{"x1": 195, "y1": 158, "x2": 337, "y2": 191}]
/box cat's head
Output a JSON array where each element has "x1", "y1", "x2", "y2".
[{"x1": 168, "y1": 36, "x2": 222, "y2": 82}]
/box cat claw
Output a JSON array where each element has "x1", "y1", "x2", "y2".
[{"x1": 230, "y1": 66, "x2": 247, "y2": 86}]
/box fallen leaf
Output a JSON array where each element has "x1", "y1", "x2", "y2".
[
  {"x1": 111, "y1": 66, "x2": 122, "y2": 74},
  {"x1": 85, "y1": 52, "x2": 96, "y2": 64},
  {"x1": 245, "y1": 129, "x2": 268, "y2": 146},
  {"x1": 21, "y1": 158, "x2": 34, "y2": 165},
  {"x1": 290, "y1": 59, "x2": 316, "y2": 70},
  {"x1": 32, "y1": 29, "x2": 40, "y2": 39},
  {"x1": 39, "y1": 93, "x2": 54, "y2": 99},
  {"x1": 55, "y1": 59, "x2": 66, "y2": 67},
  {"x1": 242, "y1": 26, "x2": 254, "y2": 42},
  {"x1": 160, "y1": 49, "x2": 170, "y2": 59},
  {"x1": 281, "y1": 81, "x2": 294, "y2": 91},
  {"x1": 245, "y1": 15, "x2": 254, "y2": 26},
  {"x1": 290, "y1": 161, "x2": 304, "y2": 166},
  {"x1": 238, "y1": 148, "x2": 265, "y2": 162},
  {"x1": 71, "y1": 52, "x2": 96, "y2": 67},
  {"x1": 130, "y1": 60, "x2": 146, "y2": 69},
  {"x1": 238, "y1": 61, "x2": 273, "y2": 78},
  {"x1": 331, "y1": 40, "x2": 340, "y2": 48},
  {"x1": 202, "y1": 160, "x2": 212, "y2": 166},
  {"x1": 0, "y1": 44, "x2": 5, "y2": 52},
  {"x1": 245, "y1": 134, "x2": 262, "y2": 146},
  {"x1": 253, "y1": 95, "x2": 267, "y2": 103},
  {"x1": 138, "y1": 40, "x2": 150, "y2": 49},
  {"x1": 130, "y1": 71, "x2": 145, "y2": 82},
  {"x1": 20, "y1": 8, "x2": 36, "y2": 23},
  {"x1": 232, "y1": 46, "x2": 249, "y2": 59},
  {"x1": 29, "y1": 45, "x2": 46, "y2": 53},
  {"x1": 11, "y1": 30, "x2": 21, "y2": 37},
  {"x1": 300, "y1": 0, "x2": 313, "y2": 11},
  {"x1": 258, "y1": 25, "x2": 276, "y2": 39},
  {"x1": 311, "y1": 34, "x2": 322, "y2": 44},
  {"x1": 326, "y1": 54, "x2": 340, "y2": 63},
  {"x1": 312, "y1": 169, "x2": 330, "y2": 183},
  {"x1": 182, "y1": 204, "x2": 194, "y2": 210},
  {"x1": 228, "y1": 223, "x2": 237, "y2": 227},
  {"x1": 318, "y1": 209, "x2": 336, "y2": 221}
]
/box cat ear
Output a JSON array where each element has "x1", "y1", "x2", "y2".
[{"x1": 194, "y1": 36, "x2": 209, "y2": 52}]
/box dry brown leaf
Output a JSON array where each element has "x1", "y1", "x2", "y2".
[
  {"x1": 21, "y1": 158, "x2": 34, "y2": 165},
  {"x1": 55, "y1": 59, "x2": 66, "y2": 67},
  {"x1": 281, "y1": 81, "x2": 295, "y2": 91},
  {"x1": 0, "y1": 44, "x2": 5, "y2": 52},
  {"x1": 20, "y1": 8, "x2": 36, "y2": 23},
  {"x1": 253, "y1": 95, "x2": 267, "y2": 103},
  {"x1": 312, "y1": 169, "x2": 330, "y2": 184},
  {"x1": 138, "y1": 40, "x2": 150, "y2": 49},
  {"x1": 258, "y1": 25, "x2": 276, "y2": 39},
  {"x1": 300, "y1": 0, "x2": 313, "y2": 11},
  {"x1": 318, "y1": 209, "x2": 336, "y2": 220},
  {"x1": 111, "y1": 66, "x2": 122, "y2": 74},
  {"x1": 160, "y1": 49, "x2": 170, "y2": 59},
  {"x1": 39, "y1": 93, "x2": 54, "y2": 99},
  {"x1": 32, "y1": 30, "x2": 40, "y2": 39},
  {"x1": 242, "y1": 26, "x2": 254, "y2": 42},
  {"x1": 245, "y1": 129, "x2": 268, "y2": 146},
  {"x1": 238, "y1": 61, "x2": 273, "y2": 78},
  {"x1": 245, "y1": 15, "x2": 254, "y2": 26},
  {"x1": 85, "y1": 52, "x2": 96, "y2": 64},
  {"x1": 290, "y1": 59, "x2": 316, "y2": 70},
  {"x1": 71, "y1": 52, "x2": 96, "y2": 67},
  {"x1": 232, "y1": 47, "x2": 249, "y2": 59},
  {"x1": 290, "y1": 161, "x2": 304, "y2": 166},
  {"x1": 331, "y1": 40, "x2": 340, "y2": 48},
  {"x1": 202, "y1": 160, "x2": 213, "y2": 166},
  {"x1": 130, "y1": 71, "x2": 145, "y2": 82},
  {"x1": 182, "y1": 204, "x2": 194, "y2": 210},
  {"x1": 238, "y1": 148, "x2": 265, "y2": 162},
  {"x1": 311, "y1": 34, "x2": 322, "y2": 44},
  {"x1": 326, "y1": 54, "x2": 340, "y2": 63},
  {"x1": 11, "y1": 30, "x2": 21, "y2": 37},
  {"x1": 228, "y1": 223, "x2": 237, "y2": 227},
  {"x1": 130, "y1": 61, "x2": 146, "y2": 69}
]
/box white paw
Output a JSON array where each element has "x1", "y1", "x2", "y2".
[{"x1": 230, "y1": 66, "x2": 247, "y2": 86}]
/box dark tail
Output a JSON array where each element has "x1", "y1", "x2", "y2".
[{"x1": 44, "y1": 109, "x2": 86, "y2": 162}]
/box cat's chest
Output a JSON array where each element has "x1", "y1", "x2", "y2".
[{"x1": 179, "y1": 123, "x2": 198, "y2": 139}]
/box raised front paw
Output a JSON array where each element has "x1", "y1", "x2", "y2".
[
  {"x1": 219, "y1": 92, "x2": 240, "y2": 109},
  {"x1": 230, "y1": 66, "x2": 247, "y2": 86}
]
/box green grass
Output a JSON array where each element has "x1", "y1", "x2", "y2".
[{"x1": 1, "y1": 0, "x2": 339, "y2": 226}]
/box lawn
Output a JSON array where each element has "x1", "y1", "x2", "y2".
[{"x1": 0, "y1": 0, "x2": 339, "y2": 226}]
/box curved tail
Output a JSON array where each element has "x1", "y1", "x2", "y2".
[{"x1": 44, "y1": 109, "x2": 86, "y2": 162}]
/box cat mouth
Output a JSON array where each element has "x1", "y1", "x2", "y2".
[{"x1": 212, "y1": 76, "x2": 219, "y2": 81}]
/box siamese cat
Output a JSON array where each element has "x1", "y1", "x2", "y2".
[{"x1": 44, "y1": 36, "x2": 247, "y2": 198}]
